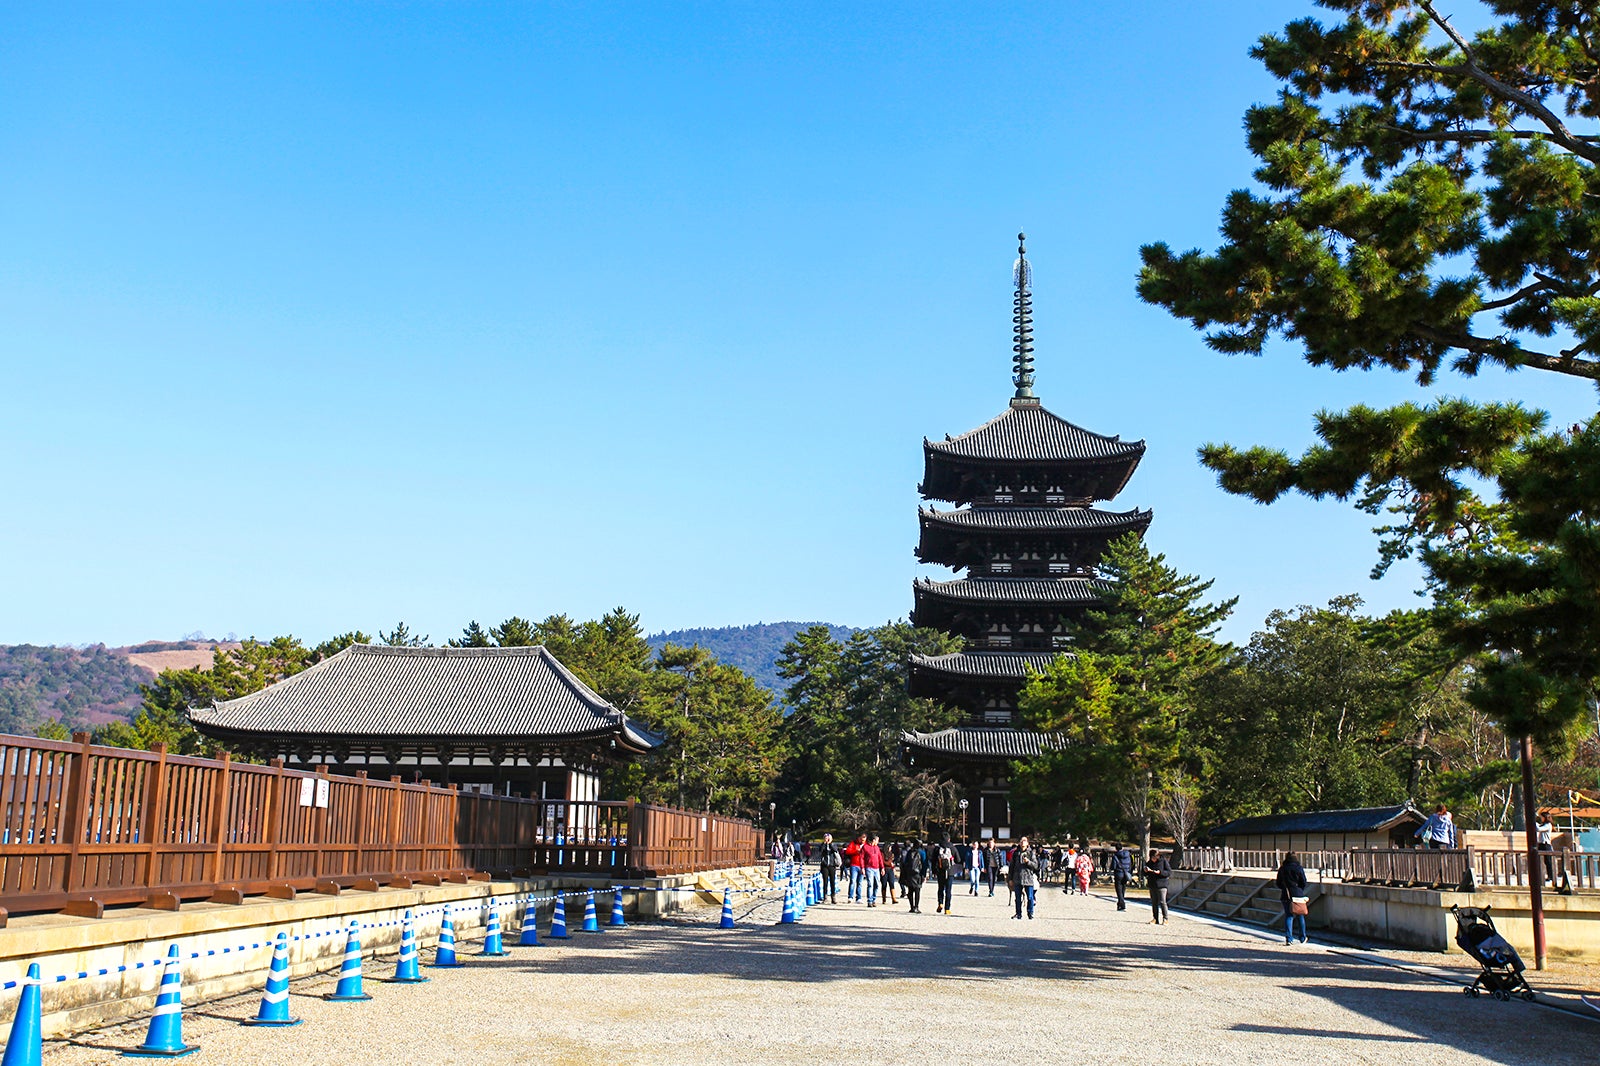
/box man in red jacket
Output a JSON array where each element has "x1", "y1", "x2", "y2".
[
  {"x1": 844, "y1": 832, "x2": 867, "y2": 903},
  {"x1": 863, "y1": 834, "x2": 886, "y2": 907}
]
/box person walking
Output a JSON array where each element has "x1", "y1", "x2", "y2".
[
  {"x1": 1537, "y1": 812, "x2": 1557, "y2": 885},
  {"x1": 1276, "y1": 851, "x2": 1309, "y2": 945},
  {"x1": 818, "y1": 833, "x2": 843, "y2": 904},
  {"x1": 968, "y1": 841, "x2": 983, "y2": 895},
  {"x1": 863, "y1": 834, "x2": 885, "y2": 907},
  {"x1": 1415, "y1": 804, "x2": 1459, "y2": 850},
  {"x1": 932, "y1": 838, "x2": 958, "y2": 915},
  {"x1": 983, "y1": 840, "x2": 998, "y2": 896},
  {"x1": 901, "y1": 839, "x2": 927, "y2": 912},
  {"x1": 883, "y1": 842, "x2": 900, "y2": 905},
  {"x1": 1110, "y1": 842, "x2": 1133, "y2": 911},
  {"x1": 845, "y1": 832, "x2": 867, "y2": 903},
  {"x1": 1146, "y1": 850, "x2": 1171, "y2": 925},
  {"x1": 1074, "y1": 848, "x2": 1094, "y2": 896},
  {"x1": 1012, "y1": 836, "x2": 1040, "y2": 919}
]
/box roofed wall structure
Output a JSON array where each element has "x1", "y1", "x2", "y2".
[{"x1": 189, "y1": 644, "x2": 662, "y2": 800}]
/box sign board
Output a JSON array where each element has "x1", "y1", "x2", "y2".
[
  {"x1": 298, "y1": 777, "x2": 315, "y2": 808},
  {"x1": 315, "y1": 778, "x2": 329, "y2": 809},
  {"x1": 700, "y1": 817, "x2": 708, "y2": 831}
]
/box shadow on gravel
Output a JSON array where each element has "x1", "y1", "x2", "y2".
[{"x1": 472, "y1": 913, "x2": 1597, "y2": 1064}]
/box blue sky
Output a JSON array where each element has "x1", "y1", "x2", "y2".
[{"x1": 2, "y1": 2, "x2": 1591, "y2": 648}]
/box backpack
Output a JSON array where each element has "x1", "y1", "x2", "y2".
[
  {"x1": 934, "y1": 845, "x2": 955, "y2": 874},
  {"x1": 902, "y1": 849, "x2": 925, "y2": 881}
]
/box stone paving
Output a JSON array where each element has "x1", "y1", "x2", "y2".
[{"x1": 39, "y1": 883, "x2": 1597, "y2": 1065}]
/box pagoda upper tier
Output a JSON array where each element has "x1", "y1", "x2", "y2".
[
  {"x1": 917, "y1": 504, "x2": 1152, "y2": 575},
  {"x1": 919, "y1": 399, "x2": 1146, "y2": 505}
]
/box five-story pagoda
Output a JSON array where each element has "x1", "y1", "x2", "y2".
[{"x1": 902, "y1": 235, "x2": 1152, "y2": 840}]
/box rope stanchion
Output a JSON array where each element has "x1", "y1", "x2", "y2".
[
  {"x1": 242, "y1": 932, "x2": 300, "y2": 1027},
  {"x1": 1, "y1": 963, "x2": 42, "y2": 1066},
  {"x1": 387, "y1": 911, "x2": 428, "y2": 983},
  {"x1": 324, "y1": 921, "x2": 372, "y2": 1002},
  {"x1": 122, "y1": 944, "x2": 197, "y2": 1058}
]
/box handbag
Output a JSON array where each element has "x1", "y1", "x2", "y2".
[{"x1": 1289, "y1": 896, "x2": 1309, "y2": 916}]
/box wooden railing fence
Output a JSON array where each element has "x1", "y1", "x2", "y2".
[
  {"x1": 0, "y1": 734, "x2": 761, "y2": 918},
  {"x1": 1180, "y1": 843, "x2": 1600, "y2": 892}
]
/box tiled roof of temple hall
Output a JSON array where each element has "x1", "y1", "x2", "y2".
[{"x1": 924, "y1": 403, "x2": 1145, "y2": 464}]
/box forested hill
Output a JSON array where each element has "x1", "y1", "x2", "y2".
[
  {"x1": 646, "y1": 622, "x2": 857, "y2": 695},
  {"x1": 0, "y1": 644, "x2": 153, "y2": 735}
]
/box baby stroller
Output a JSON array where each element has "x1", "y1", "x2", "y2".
[{"x1": 1451, "y1": 905, "x2": 1534, "y2": 1001}]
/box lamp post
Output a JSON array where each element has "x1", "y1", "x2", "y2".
[
  {"x1": 958, "y1": 798, "x2": 969, "y2": 842},
  {"x1": 769, "y1": 801, "x2": 777, "y2": 851}
]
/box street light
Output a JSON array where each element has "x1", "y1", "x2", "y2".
[{"x1": 958, "y1": 798, "x2": 969, "y2": 841}]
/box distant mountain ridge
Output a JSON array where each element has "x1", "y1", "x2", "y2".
[{"x1": 645, "y1": 622, "x2": 858, "y2": 695}]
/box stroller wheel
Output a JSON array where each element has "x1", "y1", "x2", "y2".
[
  {"x1": 1463, "y1": 986, "x2": 1478, "y2": 996},
  {"x1": 1521, "y1": 990, "x2": 1536, "y2": 1002},
  {"x1": 1493, "y1": 990, "x2": 1511, "y2": 1001}
]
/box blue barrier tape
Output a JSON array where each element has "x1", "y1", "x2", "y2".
[{"x1": 0, "y1": 873, "x2": 805, "y2": 990}]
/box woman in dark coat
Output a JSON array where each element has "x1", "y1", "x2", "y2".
[
  {"x1": 900, "y1": 839, "x2": 927, "y2": 913},
  {"x1": 1276, "y1": 851, "x2": 1309, "y2": 945}
]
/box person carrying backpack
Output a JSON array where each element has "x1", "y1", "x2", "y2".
[
  {"x1": 900, "y1": 839, "x2": 927, "y2": 913},
  {"x1": 1110, "y1": 842, "x2": 1133, "y2": 911},
  {"x1": 932, "y1": 838, "x2": 958, "y2": 915}
]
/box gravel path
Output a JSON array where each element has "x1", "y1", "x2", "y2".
[{"x1": 38, "y1": 885, "x2": 1596, "y2": 1065}]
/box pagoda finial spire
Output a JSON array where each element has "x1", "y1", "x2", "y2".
[{"x1": 1012, "y1": 232, "x2": 1036, "y2": 401}]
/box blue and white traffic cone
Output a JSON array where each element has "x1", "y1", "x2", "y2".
[
  {"x1": 719, "y1": 888, "x2": 736, "y2": 929},
  {"x1": 2, "y1": 963, "x2": 42, "y2": 1066},
  {"x1": 242, "y1": 932, "x2": 300, "y2": 1026},
  {"x1": 813, "y1": 873, "x2": 822, "y2": 902},
  {"x1": 388, "y1": 911, "x2": 428, "y2": 983},
  {"x1": 581, "y1": 891, "x2": 600, "y2": 932},
  {"x1": 796, "y1": 881, "x2": 807, "y2": 920},
  {"x1": 123, "y1": 944, "x2": 197, "y2": 1058},
  {"x1": 517, "y1": 899, "x2": 542, "y2": 947},
  {"x1": 805, "y1": 877, "x2": 816, "y2": 905},
  {"x1": 325, "y1": 921, "x2": 372, "y2": 1002},
  {"x1": 609, "y1": 887, "x2": 626, "y2": 928},
  {"x1": 549, "y1": 896, "x2": 571, "y2": 939},
  {"x1": 431, "y1": 909, "x2": 465, "y2": 967},
  {"x1": 780, "y1": 884, "x2": 797, "y2": 925},
  {"x1": 480, "y1": 908, "x2": 508, "y2": 956}
]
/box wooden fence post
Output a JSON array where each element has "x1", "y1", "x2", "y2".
[
  {"x1": 352, "y1": 771, "x2": 369, "y2": 876},
  {"x1": 61, "y1": 734, "x2": 95, "y2": 898},
  {"x1": 207, "y1": 751, "x2": 232, "y2": 884},
  {"x1": 142, "y1": 744, "x2": 169, "y2": 889},
  {"x1": 264, "y1": 759, "x2": 285, "y2": 882},
  {"x1": 388, "y1": 776, "x2": 403, "y2": 877}
]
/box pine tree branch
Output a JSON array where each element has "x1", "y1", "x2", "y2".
[
  {"x1": 1374, "y1": 2, "x2": 1600, "y2": 166},
  {"x1": 1411, "y1": 323, "x2": 1600, "y2": 380}
]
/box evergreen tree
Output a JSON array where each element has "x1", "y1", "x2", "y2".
[
  {"x1": 1136, "y1": 0, "x2": 1600, "y2": 966},
  {"x1": 1016, "y1": 535, "x2": 1234, "y2": 857},
  {"x1": 379, "y1": 622, "x2": 429, "y2": 647},
  {"x1": 449, "y1": 621, "x2": 493, "y2": 647}
]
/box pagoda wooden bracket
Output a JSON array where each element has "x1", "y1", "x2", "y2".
[
  {"x1": 265, "y1": 884, "x2": 296, "y2": 900},
  {"x1": 140, "y1": 892, "x2": 181, "y2": 912},
  {"x1": 445, "y1": 872, "x2": 470, "y2": 884},
  {"x1": 511, "y1": 867, "x2": 532, "y2": 879},
  {"x1": 353, "y1": 878, "x2": 381, "y2": 892},
  {"x1": 61, "y1": 899, "x2": 104, "y2": 919},
  {"x1": 415, "y1": 874, "x2": 442, "y2": 887},
  {"x1": 314, "y1": 880, "x2": 341, "y2": 896},
  {"x1": 468, "y1": 871, "x2": 491, "y2": 883},
  {"x1": 385, "y1": 876, "x2": 413, "y2": 889},
  {"x1": 0, "y1": 906, "x2": 8, "y2": 928},
  {"x1": 209, "y1": 887, "x2": 246, "y2": 905}
]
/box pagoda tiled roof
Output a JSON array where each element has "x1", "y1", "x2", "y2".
[
  {"x1": 918, "y1": 505, "x2": 1152, "y2": 533},
  {"x1": 1209, "y1": 805, "x2": 1425, "y2": 838},
  {"x1": 912, "y1": 576, "x2": 1108, "y2": 604},
  {"x1": 909, "y1": 651, "x2": 1064, "y2": 680},
  {"x1": 189, "y1": 644, "x2": 662, "y2": 753},
  {"x1": 901, "y1": 726, "x2": 1063, "y2": 761},
  {"x1": 924, "y1": 403, "x2": 1145, "y2": 464}
]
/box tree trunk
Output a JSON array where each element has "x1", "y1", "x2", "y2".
[{"x1": 1519, "y1": 734, "x2": 1547, "y2": 970}]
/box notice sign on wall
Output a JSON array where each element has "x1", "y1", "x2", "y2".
[{"x1": 298, "y1": 778, "x2": 331, "y2": 808}]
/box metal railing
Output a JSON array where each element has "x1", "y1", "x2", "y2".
[{"x1": 0, "y1": 734, "x2": 762, "y2": 917}]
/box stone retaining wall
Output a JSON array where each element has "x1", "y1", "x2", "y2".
[{"x1": 0, "y1": 866, "x2": 767, "y2": 1039}]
